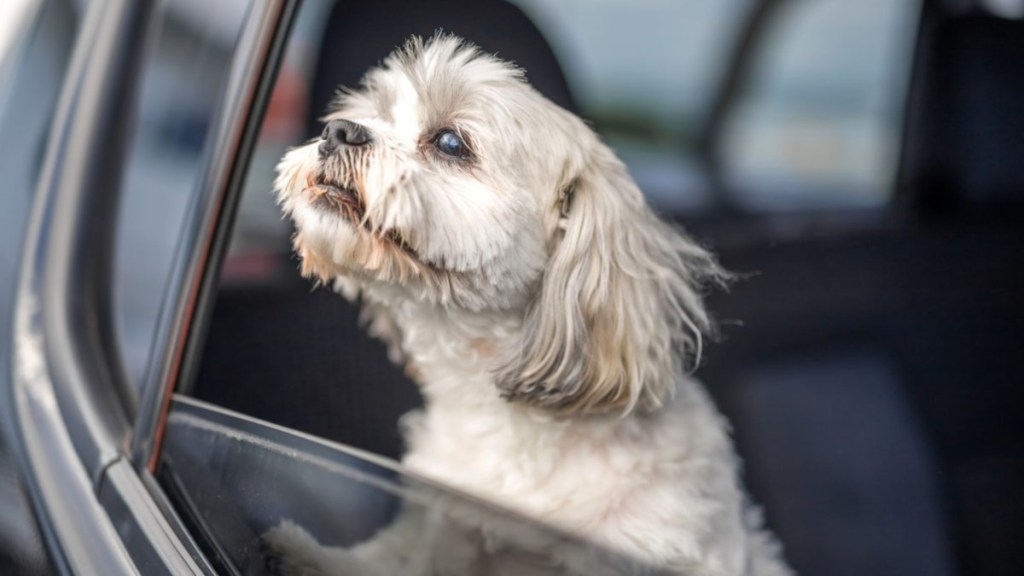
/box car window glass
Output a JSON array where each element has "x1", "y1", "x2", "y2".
[
  {"x1": 511, "y1": 0, "x2": 755, "y2": 213},
  {"x1": 162, "y1": 0, "x2": 922, "y2": 571},
  {"x1": 159, "y1": 396, "x2": 664, "y2": 575},
  {"x1": 113, "y1": 0, "x2": 252, "y2": 403},
  {"x1": 719, "y1": 0, "x2": 920, "y2": 211}
]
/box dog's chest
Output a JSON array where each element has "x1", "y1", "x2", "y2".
[
  {"x1": 400, "y1": 400, "x2": 665, "y2": 528},
  {"x1": 397, "y1": 383, "x2": 760, "y2": 573}
]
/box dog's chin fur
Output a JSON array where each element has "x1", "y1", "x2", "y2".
[{"x1": 275, "y1": 35, "x2": 791, "y2": 575}]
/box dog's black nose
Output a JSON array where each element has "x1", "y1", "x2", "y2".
[{"x1": 319, "y1": 119, "x2": 371, "y2": 157}]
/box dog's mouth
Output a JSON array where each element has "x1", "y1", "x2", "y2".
[
  {"x1": 305, "y1": 178, "x2": 418, "y2": 257},
  {"x1": 308, "y1": 181, "x2": 365, "y2": 221}
]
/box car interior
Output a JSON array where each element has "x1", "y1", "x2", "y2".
[{"x1": 188, "y1": 0, "x2": 1024, "y2": 575}]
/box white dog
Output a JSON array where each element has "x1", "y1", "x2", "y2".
[{"x1": 271, "y1": 35, "x2": 791, "y2": 576}]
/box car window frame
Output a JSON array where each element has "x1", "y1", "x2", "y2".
[
  {"x1": 693, "y1": 0, "x2": 923, "y2": 218},
  {"x1": 7, "y1": 0, "x2": 299, "y2": 573},
  {"x1": 9, "y1": 0, "x2": 193, "y2": 572},
  {"x1": 128, "y1": 0, "x2": 298, "y2": 475}
]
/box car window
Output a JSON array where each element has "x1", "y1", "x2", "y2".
[
  {"x1": 160, "y1": 396, "x2": 662, "y2": 575},
  {"x1": 154, "y1": 1, "x2": 675, "y2": 571},
  {"x1": 113, "y1": 0, "x2": 252, "y2": 403},
  {"x1": 512, "y1": 0, "x2": 919, "y2": 214},
  {"x1": 510, "y1": 0, "x2": 754, "y2": 213},
  {"x1": 719, "y1": 0, "x2": 921, "y2": 211}
]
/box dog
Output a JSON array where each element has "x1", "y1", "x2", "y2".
[{"x1": 270, "y1": 34, "x2": 791, "y2": 576}]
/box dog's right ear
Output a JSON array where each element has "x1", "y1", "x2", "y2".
[{"x1": 494, "y1": 133, "x2": 728, "y2": 416}]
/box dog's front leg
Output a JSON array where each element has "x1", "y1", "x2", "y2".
[{"x1": 263, "y1": 505, "x2": 484, "y2": 576}]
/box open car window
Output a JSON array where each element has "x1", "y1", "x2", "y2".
[{"x1": 719, "y1": 0, "x2": 921, "y2": 211}]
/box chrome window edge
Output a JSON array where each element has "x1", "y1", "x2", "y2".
[
  {"x1": 131, "y1": 0, "x2": 299, "y2": 472},
  {"x1": 5, "y1": 0, "x2": 295, "y2": 573},
  {"x1": 171, "y1": 395, "x2": 412, "y2": 478},
  {"x1": 9, "y1": 0, "x2": 156, "y2": 571},
  {"x1": 98, "y1": 460, "x2": 208, "y2": 574},
  {"x1": 10, "y1": 295, "x2": 129, "y2": 575}
]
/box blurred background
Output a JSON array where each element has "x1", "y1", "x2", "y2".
[{"x1": 2, "y1": 0, "x2": 1023, "y2": 575}]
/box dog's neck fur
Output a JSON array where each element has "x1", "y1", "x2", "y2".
[
  {"x1": 367, "y1": 289, "x2": 530, "y2": 411},
  {"x1": 360, "y1": 283, "x2": 658, "y2": 467}
]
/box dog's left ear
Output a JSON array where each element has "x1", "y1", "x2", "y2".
[{"x1": 495, "y1": 137, "x2": 728, "y2": 416}]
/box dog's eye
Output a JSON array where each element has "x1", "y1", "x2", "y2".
[{"x1": 433, "y1": 129, "x2": 467, "y2": 158}]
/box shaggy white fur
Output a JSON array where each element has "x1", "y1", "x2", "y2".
[{"x1": 271, "y1": 35, "x2": 791, "y2": 575}]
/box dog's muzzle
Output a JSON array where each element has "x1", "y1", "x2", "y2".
[{"x1": 308, "y1": 178, "x2": 364, "y2": 221}]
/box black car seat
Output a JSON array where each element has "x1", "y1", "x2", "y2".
[
  {"x1": 896, "y1": 4, "x2": 1024, "y2": 574},
  {"x1": 194, "y1": 0, "x2": 576, "y2": 460}
]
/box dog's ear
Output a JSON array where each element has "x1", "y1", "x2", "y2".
[{"x1": 495, "y1": 139, "x2": 728, "y2": 416}]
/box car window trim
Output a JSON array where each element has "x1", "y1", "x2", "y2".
[
  {"x1": 130, "y1": 0, "x2": 299, "y2": 472},
  {"x1": 8, "y1": 0, "x2": 299, "y2": 572},
  {"x1": 9, "y1": 0, "x2": 165, "y2": 573}
]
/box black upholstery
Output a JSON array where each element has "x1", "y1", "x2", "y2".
[
  {"x1": 727, "y1": 352, "x2": 954, "y2": 576},
  {"x1": 698, "y1": 225, "x2": 1024, "y2": 576},
  {"x1": 194, "y1": 272, "x2": 421, "y2": 459}
]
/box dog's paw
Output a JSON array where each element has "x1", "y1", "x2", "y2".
[
  {"x1": 261, "y1": 520, "x2": 390, "y2": 576},
  {"x1": 261, "y1": 520, "x2": 336, "y2": 576}
]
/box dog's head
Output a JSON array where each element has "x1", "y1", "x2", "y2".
[{"x1": 276, "y1": 35, "x2": 726, "y2": 416}]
